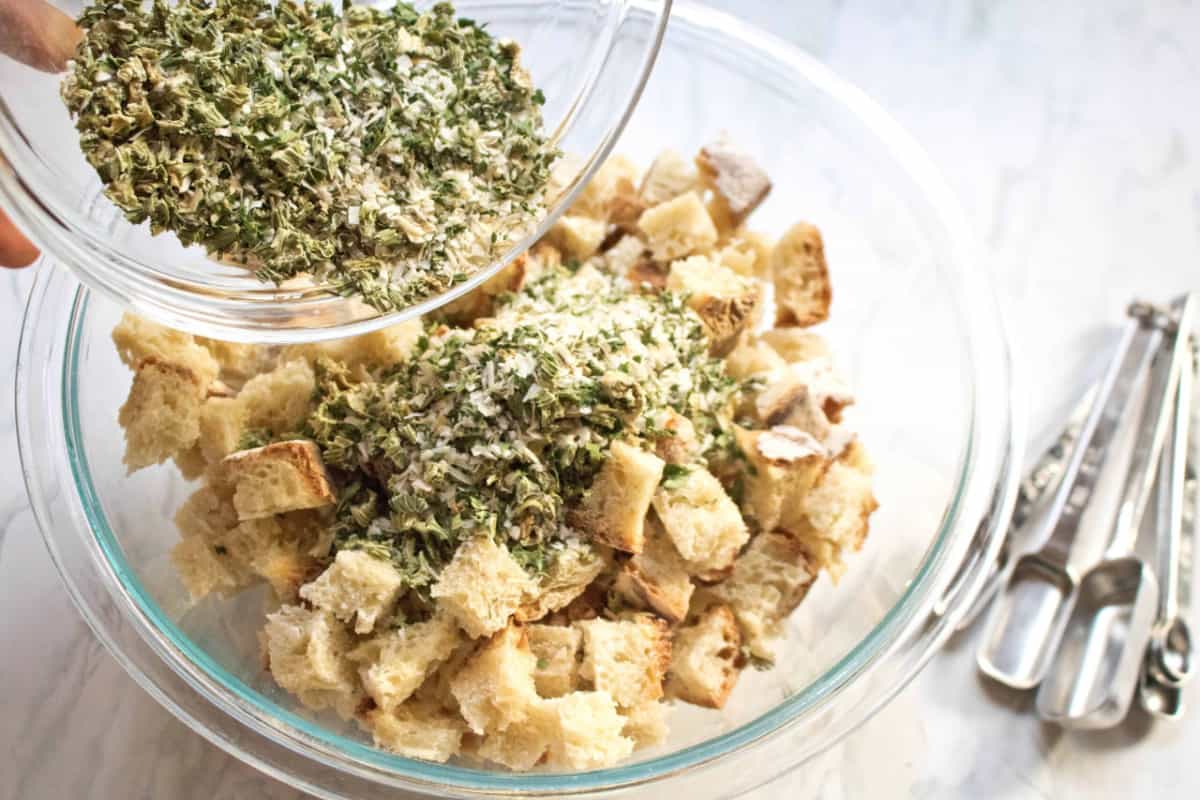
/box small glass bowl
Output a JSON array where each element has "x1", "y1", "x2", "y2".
[
  {"x1": 15, "y1": 2, "x2": 1023, "y2": 797},
  {"x1": 0, "y1": 0, "x2": 671, "y2": 342}
]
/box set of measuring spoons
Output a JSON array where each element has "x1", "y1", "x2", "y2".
[{"x1": 974, "y1": 293, "x2": 1198, "y2": 728}]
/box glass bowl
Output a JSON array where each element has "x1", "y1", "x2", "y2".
[
  {"x1": 15, "y1": 2, "x2": 1023, "y2": 797},
  {"x1": 0, "y1": 0, "x2": 671, "y2": 343}
]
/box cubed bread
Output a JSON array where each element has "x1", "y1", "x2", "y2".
[
  {"x1": 716, "y1": 231, "x2": 773, "y2": 279},
  {"x1": 118, "y1": 356, "x2": 205, "y2": 472},
  {"x1": 542, "y1": 691, "x2": 634, "y2": 770},
  {"x1": 639, "y1": 149, "x2": 699, "y2": 207},
  {"x1": 263, "y1": 604, "x2": 362, "y2": 719},
  {"x1": 788, "y1": 442, "x2": 877, "y2": 580},
  {"x1": 709, "y1": 533, "x2": 817, "y2": 660},
  {"x1": 299, "y1": 549, "x2": 405, "y2": 634},
  {"x1": 170, "y1": 534, "x2": 254, "y2": 600},
  {"x1": 771, "y1": 223, "x2": 832, "y2": 328},
  {"x1": 515, "y1": 542, "x2": 606, "y2": 623},
  {"x1": 364, "y1": 698, "x2": 467, "y2": 763},
  {"x1": 637, "y1": 192, "x2": 719, "y2": 262},
  {"x1": 602, "y1": 234, "x2": 651, "y2": 279},
  {"x1": 111, "y1": 312, "x2": 219, "y2": 387},
  {"x1": 450, "y1": 624, "x2": 540, "y2": 734},
  {"x1": 196, "y1": 396, "x2": 247, "y2": 465},
  {"x1": 758, "y1": 328, "x2": 831, "y2": 364},
  {"x1": 621, "y1": 700, "x2": 669, "y2": 748},
  {"x1": 753, "y1": 360, "x2": 854, "y2": 432},
  {"x1": 696, "y1": 137, "x2": 772, "y2": 229},
  {"x1": 667, "y1": 255, "x2": 760, "y2": 353},
  {"x1": 237, "y1": 358, "x2": 316, "y2": 434},
  {"x1": 577, "y1": 615, "x2": 671, "y2": 708},
  {"x1": 605, "y1": 176, "x2": 647, "y2": 231},
  {"x1": 734, "y1": 426, "x2": 829, "y2": 533},
  {"x1": 570, "y1": 441, "x2": 665, "y2": 554},
  {"x1": 652, "y1": 467, "x2": 749, "y2": 577},
  {"x1": 527, "y1": 623, "x2": 583, "y2": 698},
  {"x1": 613, "y1": 517, "x2": 695, "y2": 623},
  {"x1": 432, "y1": 536, "x2": 539, "y2": 638},
  {"x1": 475, "y1": 707, "x2": 553, "y2": 770},
  {"x1": 650, "y1": 409, "x2": 700, "y2": 466},
  {"x1": 550, "y1": 214, "x2": 608, "y2": 261},
  {"x1": 724, "y1": 336, "x2": 786, "y2": 380},
  {"x1": 194, "y1": 337, "x2": 271, "y2": 389},
  {"x1": 222, "y1": 440, "x2": 336, "y2": 520},
  {"x1": 172, "y1": 444, "x2": 209, "y2": 482},
  {"x1": 667, "y1": 604, "x2": 742, "y2": 708},
  {"x1": 350, "y1": 612, "x2": 462, "y2": 712},
  {"x1": 571, "y1": 154, "x2": 640, "y2": 219}
]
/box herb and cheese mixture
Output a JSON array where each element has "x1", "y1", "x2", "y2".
[
  {"x1": 63, "y1": 0, "x2": 554, "y2": 311},
  {"x1": 113, "y1": 142, "x2": 878, "y2": 771}
]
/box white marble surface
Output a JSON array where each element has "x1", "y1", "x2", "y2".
[{"x1": 3, "y1": 0, "x2": 1200, "y2": 797}]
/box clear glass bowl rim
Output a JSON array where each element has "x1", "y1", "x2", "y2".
[
  {"x1": 13, "y1": 3, "x2": 1024, "y2": 797},
  {"x1": 0, "y1": 0, "x2": 673, "y2": 344}
]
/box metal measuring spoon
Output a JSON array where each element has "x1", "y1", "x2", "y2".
[
  {"x1": 977, "y1": 313, "x2": 1162, "y2": 689},
  {"x1": 1036, "y1": 295, "x2": 1197, "y2": 728}
]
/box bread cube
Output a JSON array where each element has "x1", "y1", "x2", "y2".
[
  {"x1": 709, "y1": 533, "x2": 816, "y2": 660},
  {"x1": 263, "y1": 604, "x2": 362, "y2": 719},
  {"x1": 550, "y1": 214, "x2": 608, "y2": 261},
  {"x1": 194, "y1": 337, "x2": 270, "y2": 389},
  {"x1": 758, "y1": 328, "x2": 831, "y2": 364},
  {"x1": 570, "y1": 441, "x2": 665, "y2": 554},
  {"x1": 734, "y1": 426, "x2": 829, "y2": 533},
  {"x1": 196, "y1": 396, "x2": 247, "y2": 465},
  {"x1": 790, "y1": 442, "x2": 877, "y2": 580},
  {"x1": 716, "y1": 231, "x2": 773, "y2": 279},
  {"x1": 637, "y1": 192, "x2": 719, "y2": 262},
  {"x1": 118, "y1": 357, "x2": 205, "y2": 472},
  {"x1": 771, "y1": 223, "x2": 832, "y2": 328},
  {"x1": 237, "y1": 358, "x2": 316, "y2": 435},
  {"x1": 696, "y1": 137, "x2": 772, "y2": 229},
  {"x1": 299, "y1": 549, "x2": 405, "y2": 634},
  {"x1": 613, "y1": 517, "x2": 695, "y2": 624},
  {"x1": 111, "y1": 312, "x2": 219, "y2": 387},
  {"x1": 572, "y1": 154, "x2": 641, "y2": 219},
  {"x1": 170, "y1": 534, "x2": 253, "y2": 600},
  {"x1": 602, "y1": 234, "x2": 651, "y2": 279},
  {"x1": 650, "y1": 409, "x2": 700, "y2": 466},
  {"x1": 724, "y1": 335, "x2": 786, "y2": 380},
  {"x1": 667, "y1": 604, "x2": 742, "y2": 708},
  {"x1": 350, "y1": 612, "x2": 462, "y2": 712},
  {"x1": 222, "y1": 440, "x2": 336, "y2": 521},
  {"x1": 450, "y1": 624, "x2": 540, "y2": 734},
  {"x1": 577, "y1": 615, "x2": 671, "y2": 708},
  {"x1": 667, "y1": 255, "x2": 760, "y2": 353},
  {"x1": 542, "y1": 691, "x2": 634, "y2": 770},
  {"x1": 475, "y1": 707, "x2": 553, "y2": 770},
  {"x1": 652, "y1": 467, "x2": 749, "y2": 577},
  {"x1": 621, "y1": 699, "x2": 669, "y2": 748},
  {"x1": 639, "y1": 149, "x2": 699, "y2": 207},
  {"x1": 432, "y1": 536, "x2": 539, "y2": 638},
  {"x1": 605, "y1": 176, "x2": 646, "y2": 231},
  {"x1": 364, "y1": 698, "x2": 467, "y2": 763},
  {"x1": 527, "y1": 623, "x2": 583, "y2": 698},
  {"x1": 515, "y1": 542, "x2": 606, "y2": 623}
]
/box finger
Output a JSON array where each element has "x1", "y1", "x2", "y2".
[
  {"x1": 0, "y1": 1, "x2": 83, "y2": 73},
  {"x1": 0, "y1": 206, "x2": 39, "y2": 268}
]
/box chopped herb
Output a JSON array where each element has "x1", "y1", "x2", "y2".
[
  {"x1": 536, "y1": 657, "x2": 550, "y2": 670},
  {"x1": 660, "y1": 463, "x2": 692, "y2": 489},
  {"x1": 237, "y1": 427, "x2": 274, "y2": 451},
  {"x1": 63, "y1": 0, "x2": 555, "y2": 311}
]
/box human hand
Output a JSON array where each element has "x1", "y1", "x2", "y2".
[{"x1": 0, "y1": 0, "x2": 82, "y2": 268}]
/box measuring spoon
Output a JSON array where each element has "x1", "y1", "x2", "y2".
[
  {"x1": 1036, "y1": 294, "x2": 1197, "y2": 727},
  {"x1": 978, "y1": 313, "x2": 1161, "y2": 689}
]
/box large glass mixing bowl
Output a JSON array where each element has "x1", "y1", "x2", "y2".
[
  {"x1": 15, "y1": 2, "x2": 1023, "y2": 797},
  {"x1": 0, "y1": 0, "x2": 671, "y2": 342}
]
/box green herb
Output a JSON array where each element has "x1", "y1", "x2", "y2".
[
  {"x1": 237, "y1": 427, "x2": 274, "y2": 451},
  {"x1": 660, "y1": 463, "x2": 692, "y2": 489},
  {"x1": 302, "y1": 265, "x2": 739, "y2": 598},
  {"x1": 536, "y1": 657, "x2": 549, "y2": 670},
  {"x1": 63, "y1": 0, "x2": 554, "y2": 311}
]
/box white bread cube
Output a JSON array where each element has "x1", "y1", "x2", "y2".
[
  {"x1": 758, "y1": 328, "x2": 831, "y2": 364},
  {"x1": 637, "y1": 192, "x2": 718, "y2": 262},
  {"x1": 790, "y1": 442, "x2": 877, "y2": 580},
  {"x1": 196, "y1": 396, "x2": 247, "y2": 465},
  {"x1": 111, "y1": 312, "x2": 219, "y2": 387},
  {"x1": 515, "y1": 542, "x2": 606, "y2": 623},
  {"x1": 350, "y1": 612, "x2": 462, "y2": 712},
  {"x1": 550, "y1": 214, "x2": 608, "y2": 261},
  {"x1": 194, "y1": 337, "x2": 271, "y2": 388},
  {"x1": 696, "y1": 136, "x2": 772, "y2": 229},
  {"x1": 724, "y1": 336, "x2": 787, "y2": 380},
  {"x1": 476, "y1": 707, "x2": 553, "y2": 770},
  {"x1": 650, "y1": 409, "x2": 700, "y2": 466},
  {"x1": 172, "y1": 444, "x2": 209, "y2": 482},
  {"x1": 734, "y1": 426, "x2": 829, "y2": 533},
  {"x1": 771, "y1": 222, "x2": 832, "y2": 328},
  {"x1": 237, "y1": 359, "x2": 316, "y2": 435},
  {"x1": 614, "y1": 516, "x2": 695, "y2": 624},
  {"x1": 263, "y1": 604, "x2": 362, "y2": 719},
  {"x1": 577, "y1": 615, "x2": 671, "y2": 708},
  {"x1": 667, "y1": 604, "x2": 742, "y2": 708},
  {"x1": 639, "y1": 149, "x2": 699, "y2": 207},
  {"x1": 119, "y1": 357, "x2": 205, "y2": 472},
  {"x1": 605, "y1": 175, "x2": 646, "y2": 231},
  {"x1": 621, "y1": 699, "x2": 669, "y2": 748},
  {"x1": 222, "y1": 440, "x2": 335, "y2": 521},
  {"x1": 542, "y1": 691, "x2": 634, "y2": 770},
  {"x1": 602, "y1": 234, "x2": 651, "y2": 280},
  {"x1": 570, "y1": 441, "x2": 664, "y2": 554},
  {"x1": 170, "y1": 485, "x2": 258, "y2": 599},
  {"x1": 572, "y1": 154, "x2": 640, "y2": 219},
  {"x1": 667, "y1": 255, "x2": 760, "y2": 353},
  {"x1": 364, "y1": 698, "x2": 467, "y2": 763},
  {"x1": 432, "y1": 536, "x2": 539, "y2": 638},
  {"x1": 527, "y1": 623, "x2": 583, "y2": 698},
  {"x1": 450, "y1": 624, "x2": 540, "y2": 734},
  {"x1": 170, "y1": 534, "x2": 253, "y2": 600},
  {"x1": 716, "y1": 231, "x2": 773, "y2": 279},
  {"x1": 710, "y1": 533, "x2": 817, "y2": 660},
  {"x1": 299, "y1": 549, "x2": 405, "y2": 634},
  {"x1": 652, "y1": 467, "x2": 749, "y2": 578}
]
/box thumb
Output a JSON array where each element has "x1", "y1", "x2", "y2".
[{"x1": 0, "y1": 206, "x2": 39, "y2": 268}]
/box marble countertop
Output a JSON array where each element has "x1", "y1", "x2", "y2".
[{"x1": 3, "y1": 1, "x2": 1200, "y2": 797}]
